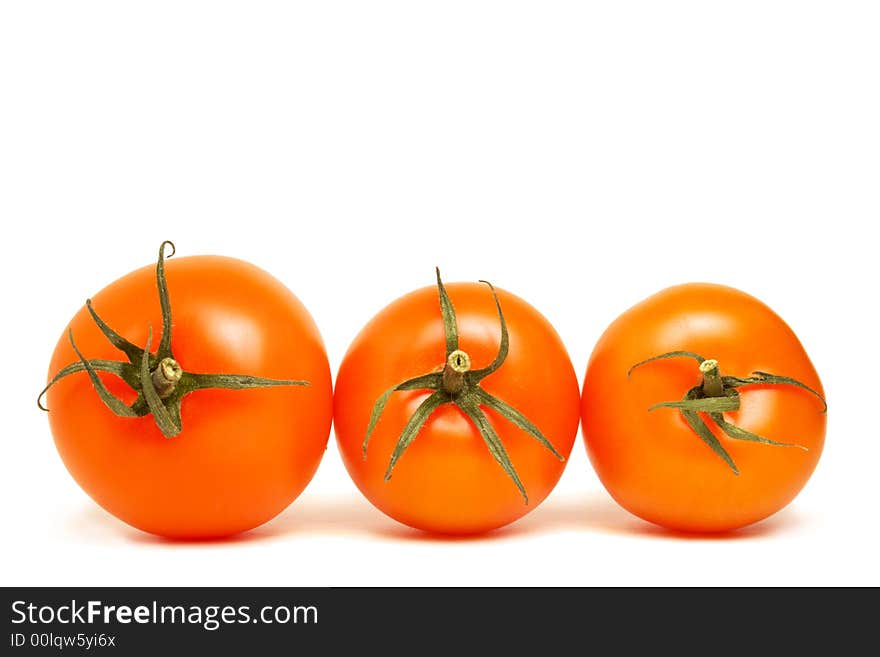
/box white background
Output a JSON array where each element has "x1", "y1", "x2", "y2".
[{"x1": 1, "y1": 2, "x2": 878, "y2": 586}]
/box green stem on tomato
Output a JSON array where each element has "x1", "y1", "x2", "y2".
[
  {"x1": 441, "y1": 349, "x2": 471, "y2": 396},
  {"x1": 699, "y1": 359, "x2": 724, "y2": 398},
  {"x1": 38, "y1": 241, "x2": 309, "y2": 438},
  {"x1": 629, "y1": 351, "x2": 826, "y2": 475},
  {"x1": 361, "y1": 269, "x2": 564, "y2": 504}
]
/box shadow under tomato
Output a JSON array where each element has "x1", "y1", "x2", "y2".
[
  {"x1": 65, "y1": 490, "x2": 809, "y2": 545},
  {"x1": 377, "y1": 491, "x2": 811, "y2": 543},
  {"x1": 509, "y1": 491, "x2": 811, "y2": 541},
  {"x1": 296, "y1": 491, "x2": 809, "y2": 543},
  {"x1": 256, "y1": 495, "x2": 544, "y2": 544},
  {"x1": 64, "y1": 492, "x2": 396, "y2": 545},
  {"x1": 253, "y1": 493, "x2": 397, "y2": 540},
  {"x1": 63, "y1": 506, "x2": 280, "y2": 546}
]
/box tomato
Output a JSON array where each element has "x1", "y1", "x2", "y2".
[
  {"x1": 334, "y1": 271, "x2": 580, "y2": 534},
  {"x1": 42, "y1": 243, "x2": 332, "y2": 539},
  {"x1": 581, "y1": 283, "x2": 826, "y2": 533}
]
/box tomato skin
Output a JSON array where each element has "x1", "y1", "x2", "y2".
[
  {"x1": 334, "y1": 283, "x2": 580, "y2": 534},
  {"x1": 46, "y1": 255, "x2": 333, "y2": 539},
  {"x1": 581, "y1": 283, "x2": 826, "y2": 533}
]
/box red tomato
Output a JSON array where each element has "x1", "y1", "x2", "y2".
[
  {"x1": 43, "y1": 243, "x2": 332, "y2": 539},
  {"x1": 581, "y1": 283, "x2": 826, "y2": 532},
  {"x1": 334, "y1": 272, "x2": 580, "y2": 534}
]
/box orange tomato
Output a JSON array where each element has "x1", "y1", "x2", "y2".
[
  {"x1": 581, "y1": 283, "x2": 826, "y2": 533},
  {"x1": 44, "y1": 245, "x2": 332, "y2": 539},
  {"x1": 334, "y1": 276, "x2": 580, "y2": 534}
]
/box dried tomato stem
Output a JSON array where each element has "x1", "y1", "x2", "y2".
[
  {"x1": 700, "y1": 359, "x2": 724, "y2": 397},
  {"x1": 442, "y1": 349, "x2": 471, "y2": 396},
  {"x1": 152, "y1": 357, "x2": 183, "y2": 399}
]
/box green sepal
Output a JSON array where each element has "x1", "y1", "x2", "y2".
[
  {"x1": 67, "y1": 330, "x2": 140, "y2": 419},
  {"x1": 384, "y1": 390, "x2": 449, "y2": 480},
  {"x1": 182, "y1": 372, "x2": 309, "y2": 393},
  {"x1": 648, "y1": 390, "x2": 740, "y2": 414},
  {"x1": 458, "y1": 397, "x2": 528, "y2": 503},
  {"x1": 436, "y1": 267, "x2": 458, "y2": 357},
  {"x1": 680, "y1": 407, "x2": 739, "y2": 475},
  {"x1": 362, "y1": 372, "x2": 443, "y2": 457},
  {"x1": 627, "y1": 351, "x2": 706, "y2": 378},
  {"x1": 474, "y1": 387, "x2": 563, "y2": 461},
  {"x1": 709, "y1": 413, "x2": 808, "y2": 451},
  {"x1": 38, "y1": 359, "x2": 140, "y2": 411},
  {"x1": 155, "y1": 241, "x2": 175, "y2": 361},
  {"x1": 469, "y1": 280, "x2": 509, "y2": 382},
  {"x1": 723, "y1": 372, "x2": 827, "y2": 413},
  {"x1": 86, "y1": 299, "x2": 148, "y2": 366}
]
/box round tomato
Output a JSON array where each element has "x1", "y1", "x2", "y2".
[
  {"x1": 581, "y1": 283, "x2": 826, "y2": 533},
  {"x1": 42, "y1": 243, "x2": 332, "y2": 539},
  {"x1": 334, "y1": 271, "x2": 580, "y2": 534}
]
